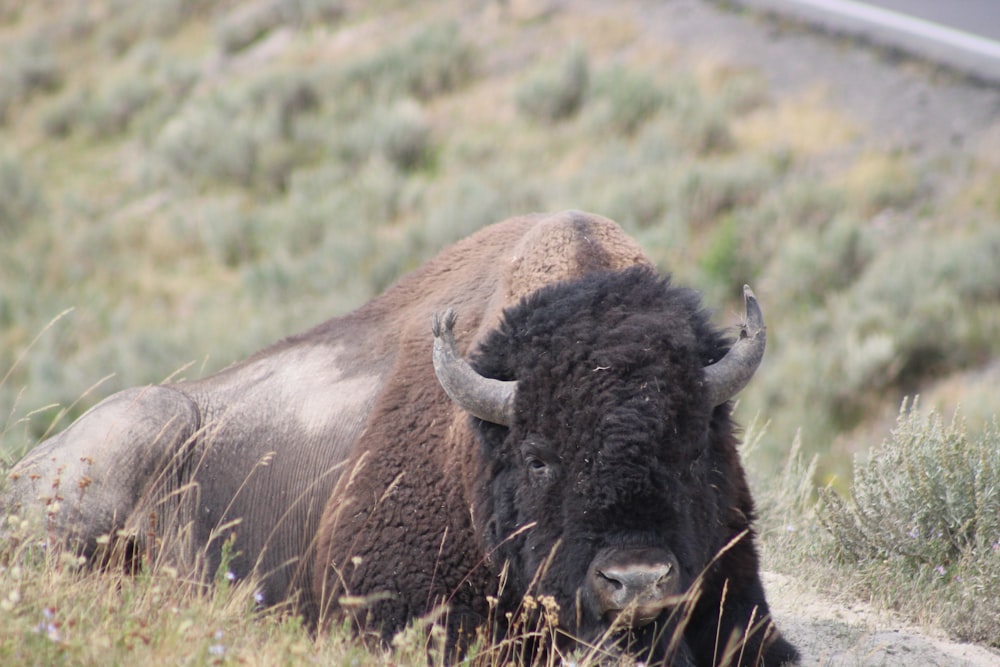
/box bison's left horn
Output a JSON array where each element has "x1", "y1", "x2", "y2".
[
  {"x1": 432, "y1": 309, "x2": 517, "y2": 427},
  {"x1": 704, "y1": 285, "x2": 766, "y2": 407}
]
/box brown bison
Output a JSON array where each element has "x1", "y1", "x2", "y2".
[{"x1": 4, "y1": 211, "x2": 797, "y2": 665}]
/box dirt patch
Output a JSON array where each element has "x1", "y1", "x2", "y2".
[{"x1": 763, "y1": 572, "x2": 1000, "y2": 666}]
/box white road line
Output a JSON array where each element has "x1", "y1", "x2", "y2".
[{"x1": 788, "y1": 0, "x2": 1000, "y2": 59}]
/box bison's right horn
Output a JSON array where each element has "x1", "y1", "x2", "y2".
[
  {"x1": 703, "y1": 285, "x2": 766, "y2": 407},
  {"x1": 432, "y1": 309, "x2": 517, "y2": 427}
]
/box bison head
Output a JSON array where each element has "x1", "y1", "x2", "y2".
[{"x1": 432, "y1": 267, "x2": 767, "y2": 661}]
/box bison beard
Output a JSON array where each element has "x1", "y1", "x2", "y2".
[{"x1": 4, "y1": 211, "x2": 797, "y2": 666}]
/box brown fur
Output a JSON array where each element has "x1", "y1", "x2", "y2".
[{"x1": 311, "y1": 210, "x2": 653, "y2": 629}]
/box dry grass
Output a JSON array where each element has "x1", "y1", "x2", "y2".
[{"x1": 0, "y1": 502, "x2": 782, "y2": 666}]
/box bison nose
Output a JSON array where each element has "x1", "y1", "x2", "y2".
[{"x1": 589, "y1": 556, "x2": 679, "y2": 626}]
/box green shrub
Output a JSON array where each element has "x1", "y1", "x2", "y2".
[
  {"x1": 87, "y1": 76, "x2": 160, "y2": 138},
  {"x1": 215, "y1": 1, "x2": 286, "y2": 54},
  {"x1": 515, "y1": 46, "x2": 589, "y2": 123},
  {"x1": 104, "y1": 0, "x2": 209, "y2": 50},
  {"x1": 152, "y1": 92, "x2": 259, "y2": 189},
  {"x1": 340, "y1": 22, "x2": 475, "y2": 102},
  {"x1": 191, "y1": 197, "x2": 265, "y2": 268},
  {"x1": 332, "y1": 101, "x2": 434, "y2": 172},
  {"x1": 762, "y1": 216, "x2": 873, "y2": 306},
  {"x1": 653, "y1": 73, "x2": 735, "y2": 155},
  {"x1": 820, "y1": 400, "x2": 1000, "y2": 643},
  {"x1": 39, "y1": 90, "x2": 89, "y2": 138},
  {"x1": 0, "y1": 153, "x2": 46, "y2": 237},
  {"x1": 839, "y1": 225, "x2": 1000, "y2": 388},
  {"x1": 215, "y1": 0, "x2": 344, "y2": 54},
  {"x1": 587, "y1": 64, "x2": 664, "y2": 135},
  {"x1": 586, "y1": 163, "x2": 674, "y2": 231},
  {"x1": 0, "y1": 35, "x2": 62, "y2": 122},
  {"x1": 668, "y1": 157, "x2": 772, "y2": 228}
]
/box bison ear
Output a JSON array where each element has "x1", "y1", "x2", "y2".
[
  {"x1": 431, "y1": 309, "x2": 518, "y2": 427},
  {"x1": 703, "y1": 285, "x2": 765, "y2": 407}
]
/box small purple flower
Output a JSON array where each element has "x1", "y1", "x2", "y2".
[
  {"x1": 907, "y1": 527, "x2": 919, "y2": 539},
  {"x1": 225, "y1": 570, "x2": 236, "y2": 582},
  {"x1": 209, "y1": 629, "x2": 225, "y2": 656},
  {"x1": 34, "y1": 609, "x2": 60, "y2": 642},
  {"x1": 935, "y1": 565, "x2": 946, "y2": 577},
  {"x1": 254, "y1": 590, "x2": 265, "y2": 606}
]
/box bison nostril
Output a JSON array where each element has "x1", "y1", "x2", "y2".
[
  {"x1": 596, "y1": 569, "x2": 624, "y2": 591},
  {"x1": 589, "y1": 557, "x2": 679, "y2": 626}
]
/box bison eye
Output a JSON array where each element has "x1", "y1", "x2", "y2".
[
  {"x1": 526, "y1": 456, "x2": 547, "y2": 472},
  {"x1": 521, "y1": 436, "x2": 555, "y2": 483}
]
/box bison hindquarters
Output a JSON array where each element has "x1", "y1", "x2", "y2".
[{"x1": 3, "y1": 386, "x2": 200, "y2": 566}]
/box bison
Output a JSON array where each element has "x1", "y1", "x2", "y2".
[{"x1": 3, "y1": 210, "x2": 797, "y2": 665}]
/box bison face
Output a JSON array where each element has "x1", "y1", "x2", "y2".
[
  {"x1": 479, "y1": 375, "x2": 714, "y2": 653},
  {"x1": 433, "y1": 267, "x2": 765, "y2": 660}
]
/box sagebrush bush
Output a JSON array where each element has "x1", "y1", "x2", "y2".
[
  {"x1": 819, "y1": 400, "x2": 1000, "y2": 643},
  {"x1": 0, "y1": 34, "x2": 62, "y2": 122},
  {"x1": 659, "y1": 75, "x2": 734, "y2": 156},
  {"x1": 587, "y1": 64, "x2": 665, "y2": 135},
  {"x1": 515, "y1": 46, "x2": 589, "y2": 123},
  {"x1": 762, "y1": 215, "x2": 873, "y2": 306},
  {"x1": 335, "y1": 101, "x2": 434, "y2": 172},
  {"x1": 0, "y1": 153, "x2": 46, "y2": 237},
  {"x1": 340, "y1": 22, "x2": 475, "y2": 102},
  {"x1": 152, "y1": 92, "x2": 260, "y2": 188},
  {"x1": 215, "y1": 0, "x2": 344, "y2": 53}
]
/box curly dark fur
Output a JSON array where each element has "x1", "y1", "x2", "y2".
[{"x1": 468, "y1": 266, "x2": 798, "y2": 665}]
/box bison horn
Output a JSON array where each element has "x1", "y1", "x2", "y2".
[
  {"x1": 432, "y1": 309, "x2": 517, "y2": 427},
  {"x1": 704, "y1": 285, "x2": 766, "y2": 407}
]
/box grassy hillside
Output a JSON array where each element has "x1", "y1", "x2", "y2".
[
  {"x1": 3, "y1": 0, "x2": 1000, "y2": 472},
  {"x1": 2, "y1": 0, "x2": 999, "y2": 658}
]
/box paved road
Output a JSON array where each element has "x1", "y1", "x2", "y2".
[
  {"x1": 867, "y1": 0, "x2": 1000, "y2": 41},
  {"x1": 733, "y1": 0, "x2": 1000, "y2": 83}
]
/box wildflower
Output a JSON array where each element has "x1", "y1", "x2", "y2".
[
  {"x1": 934, "y1": 565, "x2": 946, "y2": 577},
  {"x1": 907, "y1": 527, "x2": 919, "y2": 539},
  {"x1": 209, "y1": 629, "x2": 225, "y2": 656},
  {"x1": 539, "y1": 595, "x2": 560, "y2": 626},
  {"x1": 34, "y1": 608, "x2": 61, "y2": 642},
  {"x1": 254, "y1": 590, "x2": 265, "y2": 606},
  {"x1": 225, "y1": 570, "x2": 236, "y2": 582}
]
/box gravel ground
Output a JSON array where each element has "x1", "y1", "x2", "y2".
[{"x1": 763, "y1": 572, "x2": 1000, "y2": 666}]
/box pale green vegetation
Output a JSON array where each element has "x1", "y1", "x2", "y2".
[
  {"x1": 819, "y1": 401, "x2": 1000, "y2": 644},
  {"x1": 2, "y1": 0, "x2": 1000, "y2": 661}
]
